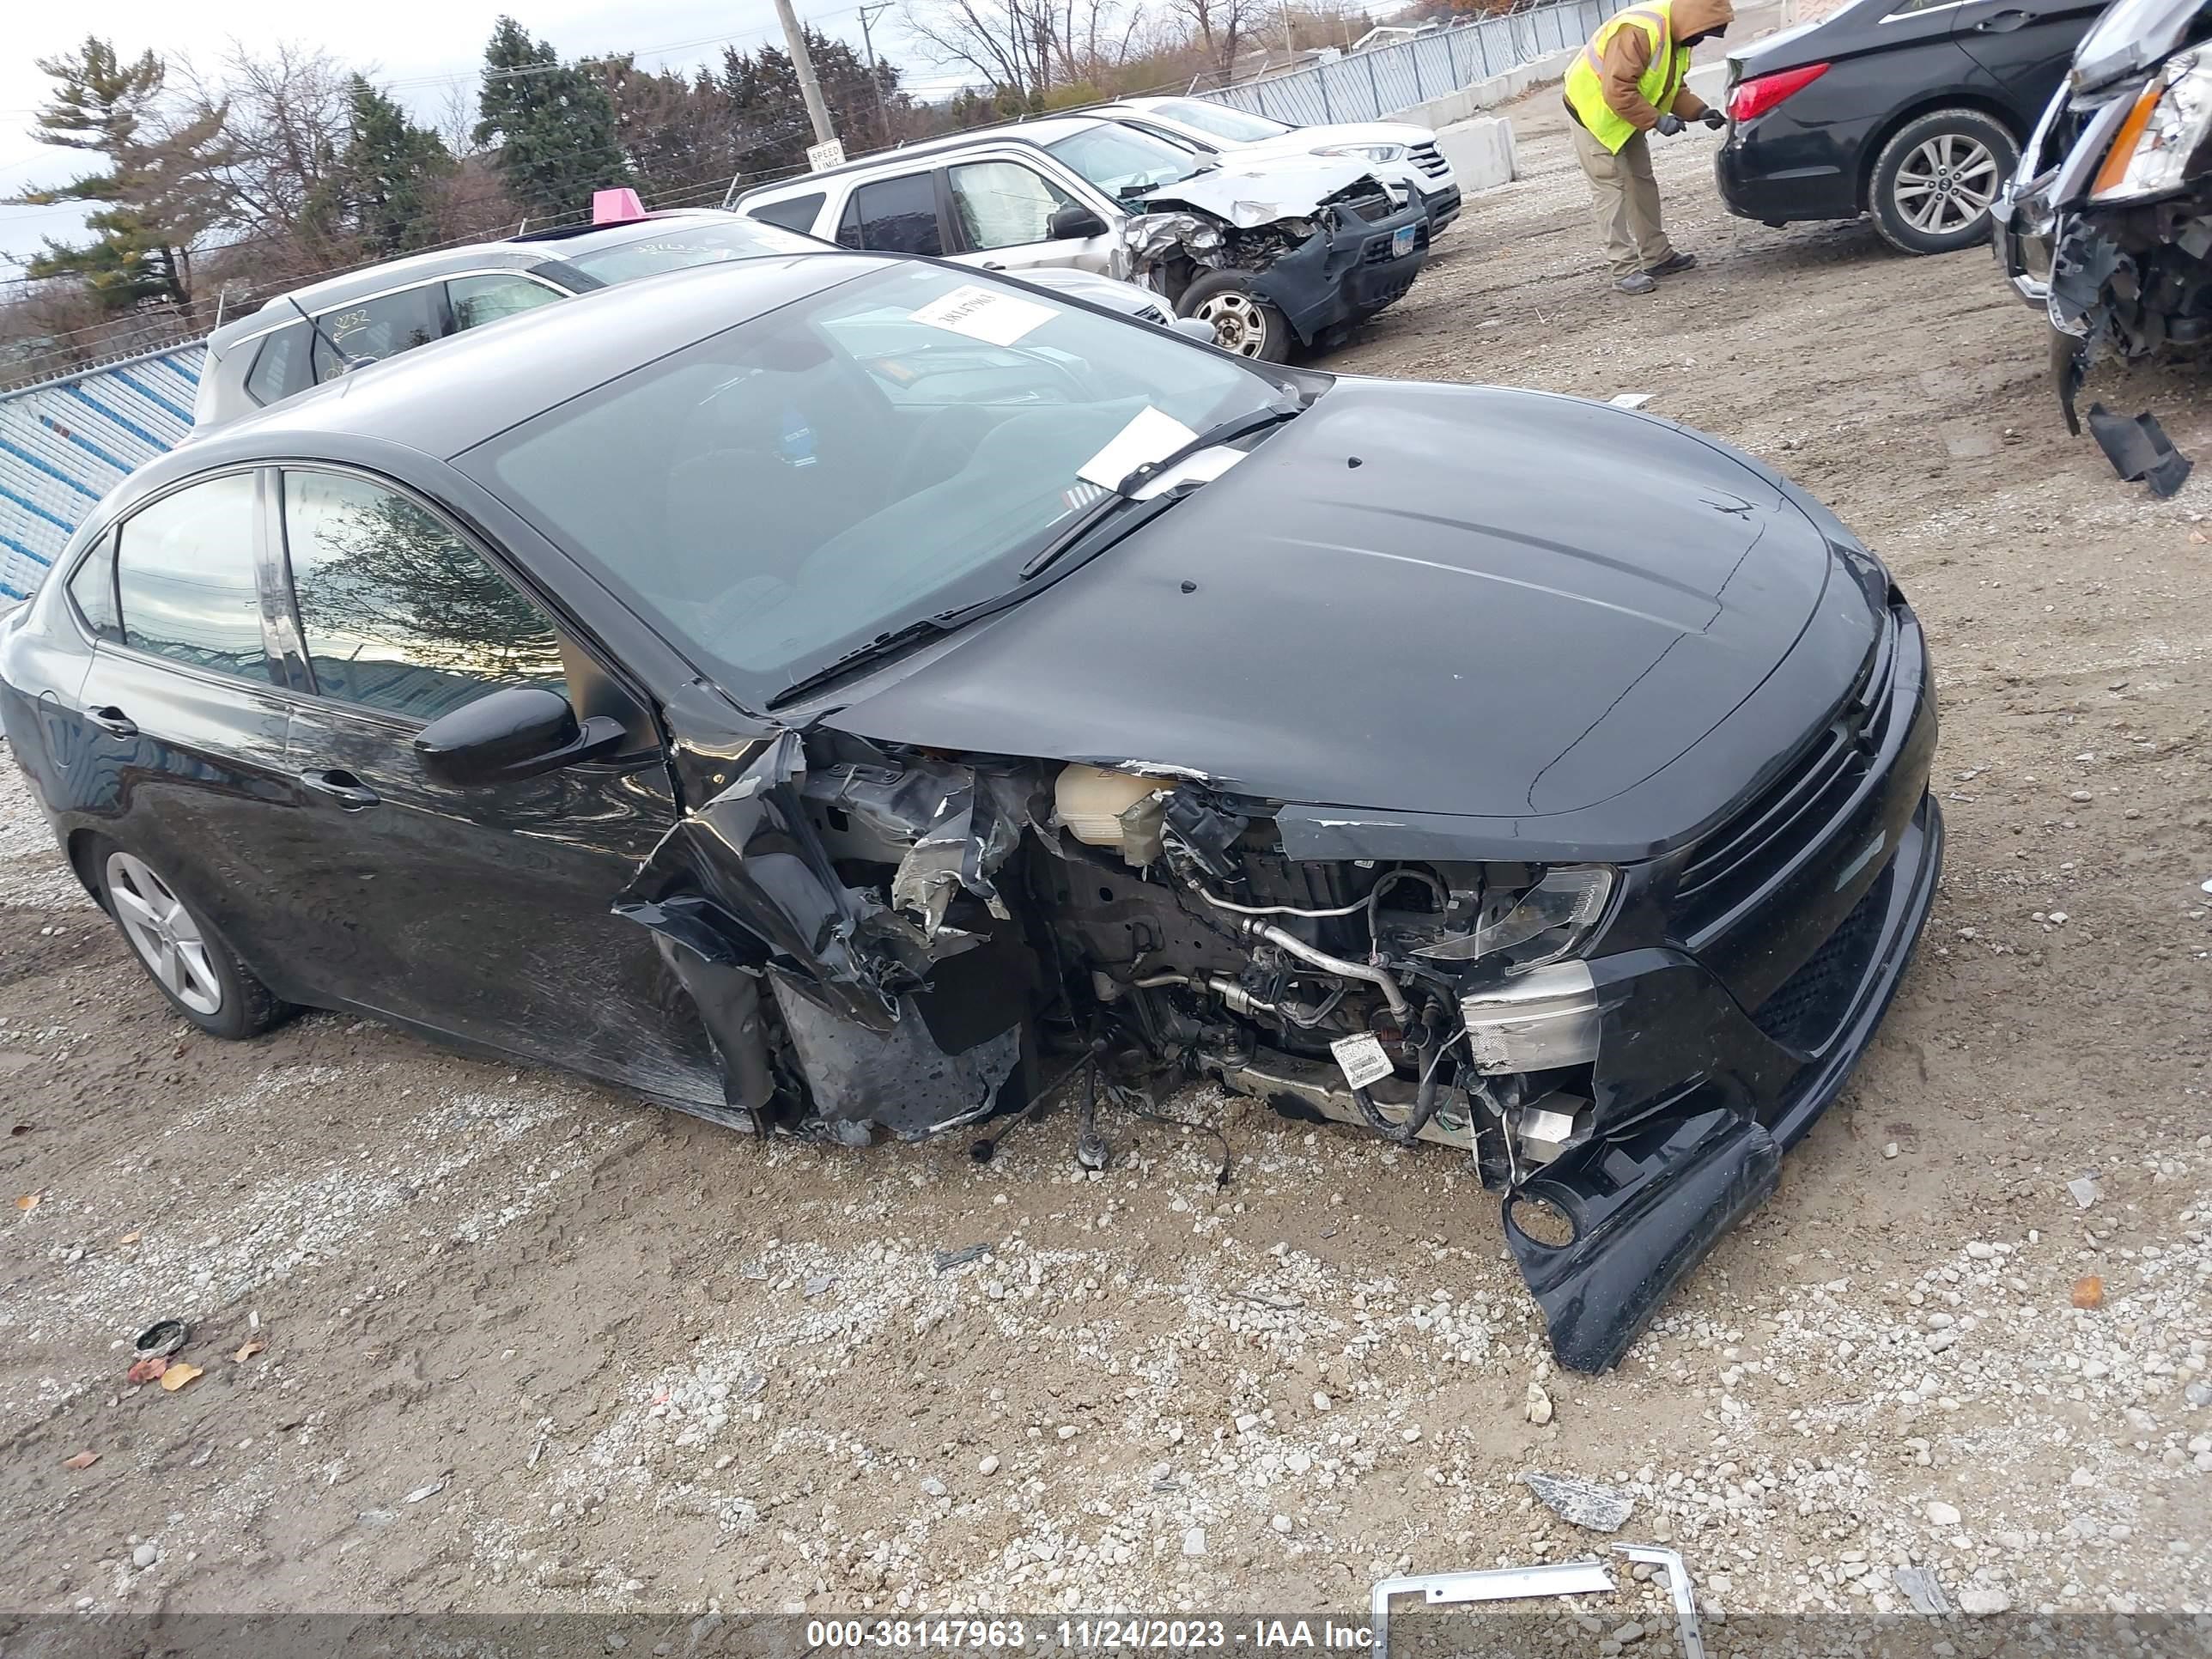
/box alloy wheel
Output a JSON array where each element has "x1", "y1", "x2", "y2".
[
  {"x1": 1194, "y1": 291, "x2": 1269, "y2": 357},
  {"x1": 106, "y1": 852, "x2": 223, "y2": 1016},
  {"x1": 1893, "y1": 133, "x2": 1999, "y2": 237}
]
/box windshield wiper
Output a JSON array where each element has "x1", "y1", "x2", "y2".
[
  {"x1": 766, "y1": 615, "x2": 959, "y2": 710},
  {"x1": 1017, "y1": 400, "x2": 1301, "y2": 583}
]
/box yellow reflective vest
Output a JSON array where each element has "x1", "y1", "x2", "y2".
[{"x1": 1564, "y1": 3, "x2": 1691, "y2": 154}]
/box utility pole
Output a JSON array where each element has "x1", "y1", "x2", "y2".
[
  {"x1": 774, "y1": 0, "x2": 838, "y2": 149},
  {"x1": 856, "y1": 1, "x2": 894, "y2": 145}
]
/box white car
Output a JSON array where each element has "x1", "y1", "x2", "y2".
[{"x1": 1105, "y1": 97, "x2": 1461, "y2": 232}]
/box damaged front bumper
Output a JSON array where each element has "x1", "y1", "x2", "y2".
[{"x1": 1499, "y1": 605, "x2": 1938, "y2": 1370}]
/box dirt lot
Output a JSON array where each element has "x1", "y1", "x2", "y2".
[{"x1": 3, "y1": 92, "x2": 2209, "y2": 1635}]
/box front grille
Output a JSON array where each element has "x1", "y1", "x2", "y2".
[
  {"x1": 1749, "y1": 861, "x2": 1893, "y2": 1054},
  {"x1": 1674, "y1": 605, "x2": 1899, "y2": 938},
  {"x1": 1410, "y1": 143, "x2": 1449, "y2": 179},
  {"x1": 1322, "y1": 183, "x2": 1397, "y2": 223}
]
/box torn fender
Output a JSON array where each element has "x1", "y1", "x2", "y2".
[{"x1": 614, "y1": 729, "x2": 913, "y2": 1031}]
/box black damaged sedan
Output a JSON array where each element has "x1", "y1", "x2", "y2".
[{"x1": 0, "y1": 253, "x2": 1940, "y2": 1370}]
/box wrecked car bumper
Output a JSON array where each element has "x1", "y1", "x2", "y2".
[
  {"x1": 1504, "y1": 605, "x2": 1941, "y2": 1370},
  {"x1": 1252, "y1": 201, "x2": 1431, "y2": 343}
]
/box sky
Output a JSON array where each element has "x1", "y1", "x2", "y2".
[{"x1": 0, "y1": 0, "x2": 956, "y2": 269}]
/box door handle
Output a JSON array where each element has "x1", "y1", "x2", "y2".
[
  {"x1": 981, "y1": 261, "x2": 1006, "y2": 270},
  {"x1": 85, "y1": 705, "x2": 137, "y2": 738},
  {"x1": 1974, "y1": 9, "x2": 2030, "y2": 29},
  {"x1": 297, "y1": 768, "x2": 381, "y2": 811}
]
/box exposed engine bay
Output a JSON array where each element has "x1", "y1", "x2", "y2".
[{"x1": 617, "y1": 729, "x2": 1609, "y2": 1228}]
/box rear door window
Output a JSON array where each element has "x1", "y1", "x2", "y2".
[
  {"x1": 838, "y1": 173, "x2": 945, "y2": 254},
  {"x1": 750, "y1": 191, "x2": 826, "y2": 233},
  {"x1": 312, "y1": 283, "x2": 450, "y2": 380},
  {"x1": 278, "y1": 469, "x2": 568, "y2": 722},
  {"x1": 447, "y1": 273, "x2": 565, "y2": 331},
  {"x1": 115, "y1": 474, "x2": 274, "y2": 683}
]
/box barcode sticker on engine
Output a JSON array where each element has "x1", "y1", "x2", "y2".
[{"x1": 1329, "y1": 1032, "x2": 1395, "y2": 1091}]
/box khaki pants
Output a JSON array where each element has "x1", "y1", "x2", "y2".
[{"x1": 1570, "y1": 121, "x2": 1675, "y2": 276}]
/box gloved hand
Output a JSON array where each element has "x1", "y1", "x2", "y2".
[
  {"x1": 1701, "y1": 107, "x2": 1727, "y2": 130},
  {"x1": 1655, "y1": 113, "x2": 1685, "y2": 137}
]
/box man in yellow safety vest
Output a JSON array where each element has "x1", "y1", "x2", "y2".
[{"x1": 1562, "y1": 0, "x2": 1735, "y2": 294}]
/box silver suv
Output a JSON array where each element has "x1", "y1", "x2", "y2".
[{"x1": 729, "y1": 115, "x2": 1430, "y2": 361}]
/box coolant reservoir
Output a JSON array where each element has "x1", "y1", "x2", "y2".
[{"x1": 1055, "y1": 765, "x2": 1170, "y2": 866}]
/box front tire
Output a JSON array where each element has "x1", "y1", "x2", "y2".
[
  {"x1": 1869, "y1": 108, "x2": 2017, "y2": 256},
  {"x1": 94, "y1": 842, "x2": 290, "y2": 1039},
  {"x1": 1178, "y1": 272, "x2": 1292, "y2": 362}
]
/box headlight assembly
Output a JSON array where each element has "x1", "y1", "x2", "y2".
[
  {"x1": 1313, "y1": 143, "x2": 1409, "y2": 163},
  {"x1": 2091, "y1": 51, "x2": 2212, "y2": 203},
  {"x1": 1413, "y1": 866, "x2": 1617, "y2": 971}
]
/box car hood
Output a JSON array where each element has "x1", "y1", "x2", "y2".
[
  {"x1": 826, "y1": 380, "x2": 1864, "y2": 835},
  {"x1": 1233, "y1": 121, "x2": 1436, "y2": 158},
  {"x1": 1141, "y1": 156, "x2": 1385, "y2": 226}
]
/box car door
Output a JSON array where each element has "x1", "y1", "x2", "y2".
[
  {"x1": 264, "y1": 464, "x2": 723, "y2": 1104},
  {"x1": 70, "y1": 471, "x2": 307, "y2": 988},
  {"x1": 1949, "y1": 0, "x2": 2108, "y2": 113},
  {"x1": 944, "y1": 157, "x2": 1118, "y2": 276}
]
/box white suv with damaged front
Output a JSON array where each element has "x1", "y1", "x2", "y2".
[{"x1": 729, "y1": 114, "x2": 1431, "y2": 361}]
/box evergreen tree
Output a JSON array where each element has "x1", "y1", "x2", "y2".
[
  {"x1": 3, "y1": 37, "x2": 234, "y2": 312},
  {"x1": 473, "y1": 17, "x2": 631, "y2": 216},
  {"x1": 717, "y1": 32, "x2": 902, "y2": 184},
  {"x1": 307, "y1": 76, "x2": 455, "y2": 258}
]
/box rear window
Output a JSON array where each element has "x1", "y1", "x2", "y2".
[
  {"x1": 748, "y1": 193, "x2": 827, "y2": 234},
  {"x1": 244, "y1": 322, "x2": 311, "y2": 406},
  {"x1": 564, "y1": 218, "x2": 818, "y2": 283}
]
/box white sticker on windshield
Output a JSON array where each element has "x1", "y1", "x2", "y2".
[
  {"x1": 1329, "y1": 1032, "x2": 1396, "y2": 1091},
  {"x1": 909, "y1": 283, "x2": 1056, "y2": 346},
  {"x1": 1077, "y1": 405, "x2": 1200, "y2": 490}
]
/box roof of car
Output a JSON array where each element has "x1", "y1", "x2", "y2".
[
  {"x1": 163, "y1": 252, "x2": 885, "y2": 481},
  {"x1": 205, "y1": 210, "x2": 747, "y2": 352},
  {"x1": 732, "y1": 114, "x2": 1113, "y2": 201}
]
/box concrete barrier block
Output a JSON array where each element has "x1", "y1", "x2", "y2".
[{"x1": 1435, "y1": 116, "x2": 1518, "y2": 193}]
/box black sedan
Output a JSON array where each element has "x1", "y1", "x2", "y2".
[
  {"x1": 1717, "y1": 0, "x2": 2106, "y2": 253},
  {"x1": 0, "y1": 252, "x2": 1940, "y2": 1371}
]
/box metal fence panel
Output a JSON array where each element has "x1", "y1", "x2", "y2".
[
  {"x1": 0, "y1": 343, "x2": 204, "y2": 599},
  {"x1": 1202, "y1": 0, "x2": 1620, "y2": 129}
]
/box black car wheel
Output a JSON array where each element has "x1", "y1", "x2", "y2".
[
  {"x1": 94, "y1": 841, "x2": 291, "y2": 1039},
  {"x1": 1869, "y1": 109, "x2": 2018, "y2": 256},
  {"x1": 1179, "y1": 273, "x2": 1291, "y2": 362}
]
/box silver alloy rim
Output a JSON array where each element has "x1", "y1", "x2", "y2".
[
  {"x1": 1194, "y1": 291, "x2": 1269, "y2": 357},
  {"x1": 1893, "y1": 133, "x2": 1999, "y2": 236},
  {"x1": 106, "y1": 852, "x2": 222, "y2": 1016}
]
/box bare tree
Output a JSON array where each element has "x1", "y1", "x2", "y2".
[
  {"x1": 898, "y1": 0, "x2": 1059, "y2": 100},
  {"x1": 180, "y1": 41, "x2": 354, "y2": 239},
  {"x1": 1170, "y1": 0, "x2": 1256, "y2": 80}
]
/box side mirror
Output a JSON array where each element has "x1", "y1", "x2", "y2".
[
  {"x1": 1048, "y1": 204, "x2": 1109, "y2": 241},
  {"x1": 414, "y1": 685, "x2": 625, "y2": 785},
  {"x1": 1171, "y1": 316, "x2": 1221, "y2": 344}
]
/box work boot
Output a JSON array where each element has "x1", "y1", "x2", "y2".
[
  {"x1": 1644, "y1": 251, "x2": 1698, "y2": 276},
  {"x1": 1615, "y1": 270, "x2": 1657, "y2": 295}
]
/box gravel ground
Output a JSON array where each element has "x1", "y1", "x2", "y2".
[{"x1": 2, "y1": 86, "x2": 2209, "y2": 1636}]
